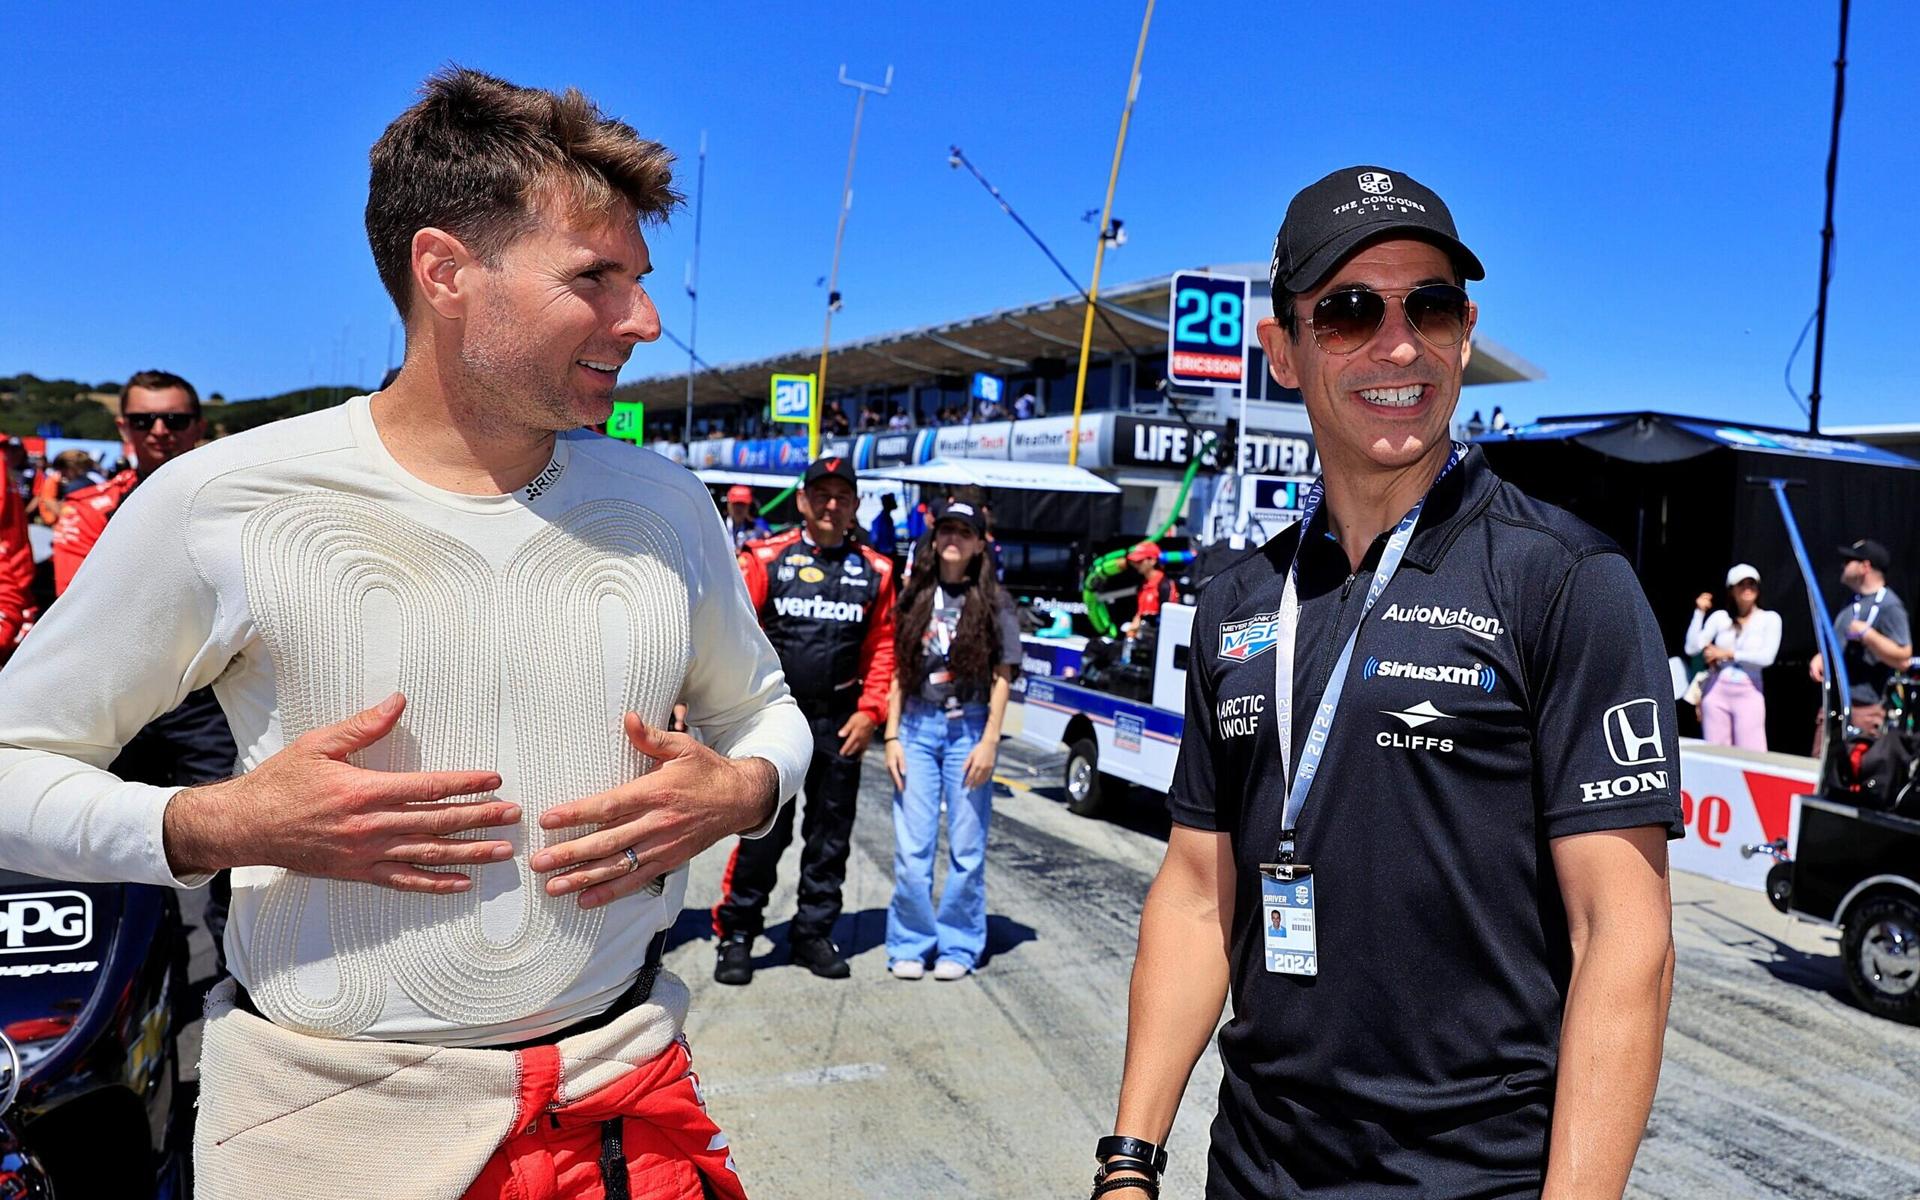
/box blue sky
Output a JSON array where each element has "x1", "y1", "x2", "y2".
[{"x1": 2, "y1": 2, "x2": 1913, "y2": 431}]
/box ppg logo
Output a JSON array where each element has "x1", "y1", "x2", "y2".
[
  {"x1": 0, "y1": 891, "x2": 93, "y2": 954},
  {"x1": 1357, "y1": 171, "x2": 1394, "y2": 195},
  {"x1": 1603, "y1": 699, "x2": 1666, "y2": 766}
]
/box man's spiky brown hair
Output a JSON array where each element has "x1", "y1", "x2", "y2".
[{"x1": 365, "y1": 66, "x2": 680, "y2": 318}]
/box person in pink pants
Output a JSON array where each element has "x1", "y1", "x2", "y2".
[{"x1": 1685, "y1": 564, "x2": 1782, "y2": 750}]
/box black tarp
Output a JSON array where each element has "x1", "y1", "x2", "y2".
[{"x1": 1478, "y1": 413, "x2": 1920, "y2": 755}]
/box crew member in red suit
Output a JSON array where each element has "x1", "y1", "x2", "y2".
[
  {"x1": 51, "y1": 370, "x2": 240, "y2": 963},
  {"x1": 1124, "y1": 542, "x2": 1180, "y2": 638},
  {"x1": 0, "y1": 438, "x2": 35, "y2": 664},
  {"x1": 712, "y1": 455, "x2": 896, "y2": 983}
]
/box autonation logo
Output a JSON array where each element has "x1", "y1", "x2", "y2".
[
  {"x1": 1363, "y1": 657, "x2": 1496, "y2": 693},
  {"x1": 1380, "y1": 603, "x2": 1505, "y2": 643}
]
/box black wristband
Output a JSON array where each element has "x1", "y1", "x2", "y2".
[
  {"x1": 1095, "y1": 1135, "x2": 1168, "y2": 1176},
  {"x1": 1091, "y1": 1177, "x2": 1158, "y2": 1199},
  {"x1": 1095, "y1": 1158, "x2": 1156, "y2": 1184}
]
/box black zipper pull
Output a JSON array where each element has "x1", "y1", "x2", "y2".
[{"x1": 1341, "y1": 573, "x2": 1356, "y2": 601}]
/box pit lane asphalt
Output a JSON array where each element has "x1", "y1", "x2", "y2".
[{"x1": 180, "y1": 735, "x2": 1920, "y2": 1199}]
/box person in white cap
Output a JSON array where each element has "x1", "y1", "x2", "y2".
[{"x1": 1685, "y1": 564, "x2": 1781, "y2": 749}]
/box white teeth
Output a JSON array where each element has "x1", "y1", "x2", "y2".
[
  {"x1": 1358, "y1": 384, "x2": 1424, "y2": 407},
  {"x1": 577, "y1": 360, "x2": 620, "y2": 373}
]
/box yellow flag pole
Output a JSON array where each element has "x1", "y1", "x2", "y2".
[{"x1": 1068, "y1": 0, "x2": 1155, "y2": 467}]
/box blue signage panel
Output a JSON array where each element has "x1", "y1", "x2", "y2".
[
  {"x1": 1166, "y1": 271, "x2": 1249, "y2": 392},
  {"x1": 971, "y1": 372, "x2": 1005, "y2": 405}
]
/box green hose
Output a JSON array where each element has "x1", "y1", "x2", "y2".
[
  {"x1": 759, "y1": 483, "x2": 795, "y2": 517},
  {"x1": 1081, "y1": 433, "x2": 1217, "y2": 636}
]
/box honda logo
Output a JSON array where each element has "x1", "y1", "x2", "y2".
[{"x1": 1603, "y1": 699, "x2": 1665, "y2": 766}]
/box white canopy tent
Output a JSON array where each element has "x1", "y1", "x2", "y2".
[{"x1": 861, "y1": 458, "x2": 1120, "y2": 495}]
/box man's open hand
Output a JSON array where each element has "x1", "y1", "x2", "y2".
[
  {"x1": 838, "y1": 710, "x2": 877, "y2": 758},
  {"x1": 163, "y1": 693, "x2": 516, "y2": 892},
  {"x1": 530, "y1": 713, "x2": 778, "y2": 909}
]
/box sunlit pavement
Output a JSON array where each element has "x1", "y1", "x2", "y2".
[{"x1": 179, "y1": 735, "x2": 1920, "y2": 1198}]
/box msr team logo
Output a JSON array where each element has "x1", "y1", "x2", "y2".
[
  {"x1": 1357, "y1": 171, "x2": 1394, "y2": 195},
  {"x1": 1363, "y1": 656, "x2": 1496, "y2": 693},
  {"x1": 1218, "y1": 610, "x2": 1282, "y2": 662}
]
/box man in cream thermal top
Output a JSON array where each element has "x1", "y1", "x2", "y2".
[{"x1": 0, "y1": 68, "x2": 810, "y2": 1200}]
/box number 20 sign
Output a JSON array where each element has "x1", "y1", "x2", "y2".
[{"x1": 1166, "y1": 271, "x2": 1249, "y2": 391}]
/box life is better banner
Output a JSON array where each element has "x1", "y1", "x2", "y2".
[{"x1": 1670, "y1": 740, "x2": 1819, "y2": 892}]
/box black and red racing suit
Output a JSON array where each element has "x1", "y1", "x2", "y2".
[{"x1": 713, "y1": 528, "x2": 896, "y2": 943}]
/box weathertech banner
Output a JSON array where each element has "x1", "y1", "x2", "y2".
[{"x1": 1670, "y1": 740, "x2": 1819, "y2": 891}]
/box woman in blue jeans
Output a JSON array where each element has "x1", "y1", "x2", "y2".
[{"x1": 882, "y1": 498, "x2": 1020, "y2": 980}]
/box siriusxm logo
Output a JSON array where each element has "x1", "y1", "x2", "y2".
[
  {"x1": 1363, "y1": 656, "x2": 1496, "y2": 693},
  {"x1": 1219, "y1": 610, "x2": 1282, "y2": 662},
  {"x1": 772, "y1": 595, "x2": 866, "y2": 623},
  {"x1": 1380, "y1": 602, "x2": 1505, "y2": 642}
]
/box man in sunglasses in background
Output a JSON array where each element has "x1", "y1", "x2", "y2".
[
  {"x1": 1095, "y1": 167, "x2": 1679, "y2": 1199},
  {"x1": 53, "y1": 370, "x2": 206, "y2": 591},
  {"x1": 50, "y1": 369, "x2": 240, "y2": 960}
]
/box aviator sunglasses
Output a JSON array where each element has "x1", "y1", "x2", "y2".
[
  {"x1": 1306, "y1": 284, "x2": 1471, "y2": 354},
  {"x1": 124, "y1": 412, "x2": 198, "y2": 432}
]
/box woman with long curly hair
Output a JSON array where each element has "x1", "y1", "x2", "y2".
[{"x1": 882, "y1": 498, "x2": 1021, "y2": 980}]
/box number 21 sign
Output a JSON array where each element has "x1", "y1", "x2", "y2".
[{"x1": 1166, "y1": 271, "x2": 1248, "y2": 392}]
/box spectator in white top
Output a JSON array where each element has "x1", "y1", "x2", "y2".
[{"x1": 1685, "y1": 563, "x2": 1782, "y2": 750}]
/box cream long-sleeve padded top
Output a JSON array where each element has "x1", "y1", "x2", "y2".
[{"x1": 0, "y1": 396, "x2": 811, "y2": 1045}]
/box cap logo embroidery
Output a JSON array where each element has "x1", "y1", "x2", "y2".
[{"x1": 1357, "y1": 171, "x2": 1394, "y2": 195}]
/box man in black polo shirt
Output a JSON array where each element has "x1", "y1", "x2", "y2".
[{"x1": 1095, "y1": 167, "x2": 1680, "y2": 1200}]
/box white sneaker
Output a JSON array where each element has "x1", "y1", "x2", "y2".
[
  {"x1": 932, "y1": 959, "x2": 971, "y2": 981},
  {"x1": 889, "y1": 960, "x2": 925, "y2": 980}
]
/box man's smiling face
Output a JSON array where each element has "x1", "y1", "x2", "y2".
[
  {"x1": 1258, "y1": 238, "x2": 1476, "y2": 473},
  {"x1": 457, "y1": 199, "x2": 662, "y2": 431}
]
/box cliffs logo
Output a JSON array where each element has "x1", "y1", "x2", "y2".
[
  {"x1": 773, "y1": 595, "x2": 865, "y2": 623},
  {"x1": 1363, "y1": 656, "x2": 1496, "y2": 693},
  {"x1": 0, "y1": 891, "x2": 92, "y2": 954},
  {"x1": 1218, "y1": 611, "x2": 1283, "y2": 662},
  {"x1": 1380, "y1": 603, "x2": 1505, "y2": 642}
]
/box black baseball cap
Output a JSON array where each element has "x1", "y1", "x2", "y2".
[
  {"x1": 933, "y1": 499, "x2": 987, "y2": 536},
  {"x1": 1838, "y1": 538, "x2": 1890, "y2": 570},
  {"x1": 1269, "y1": 165, "x2": 1485, "y2": 299},
  {"x1": 802, "y1": 454, "x2": 858, "y2": 488}
]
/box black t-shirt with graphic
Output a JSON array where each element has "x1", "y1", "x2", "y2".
[
  {"x1": 916, "y1": 580, "x2": 1022, "y2": 708},
  {"x1": 1171, "y1": 447, "x2": 1682, "y2": 1199}
]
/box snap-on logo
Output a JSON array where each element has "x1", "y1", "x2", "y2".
[{"x1": 0, "y1": 891, "x2": 93, "y2": 954}]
